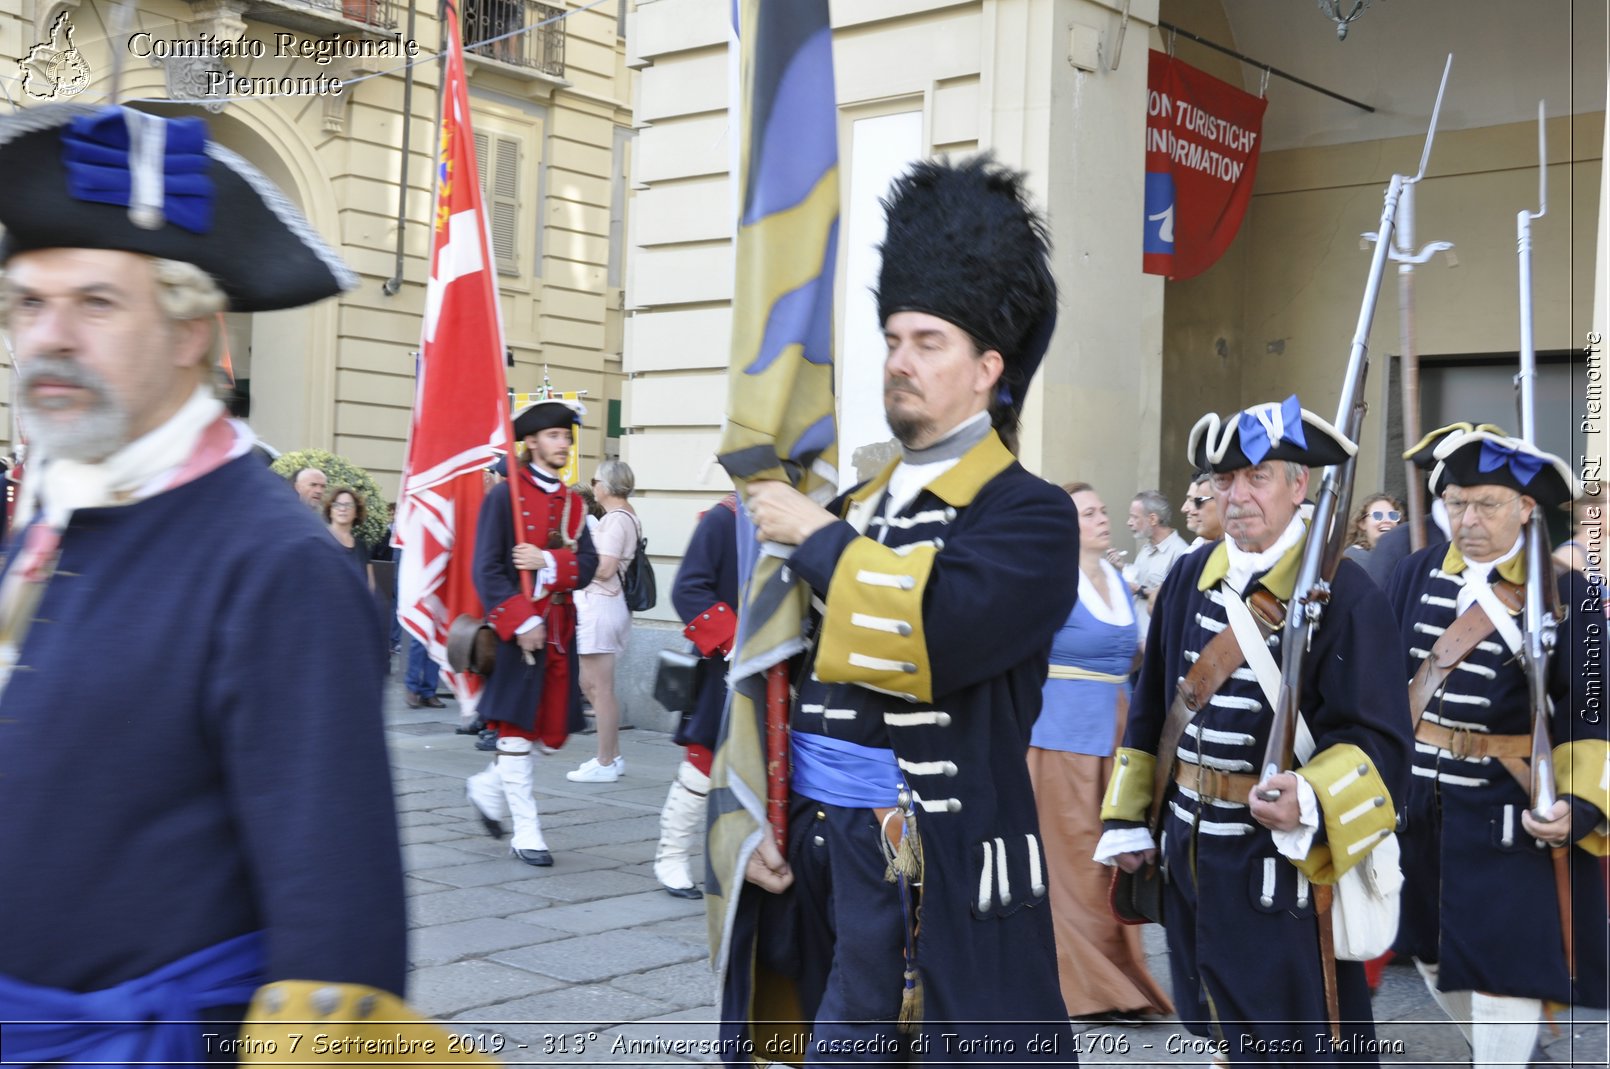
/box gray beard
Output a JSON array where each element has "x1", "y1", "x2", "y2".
[{"x1": 17, "y1": 357, "x2": 130, "y2": 463}]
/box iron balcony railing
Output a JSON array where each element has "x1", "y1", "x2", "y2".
[
  {"x1": 463, "y1": 0, "x2": 565, "y2": 76},
  {"x1": 270, "y1": 0, "x2": 399, "y2": 30}
]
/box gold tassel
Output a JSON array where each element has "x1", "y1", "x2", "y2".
[{"x1": 897, "y1": 967, "x2": 923, "y2": 1034}]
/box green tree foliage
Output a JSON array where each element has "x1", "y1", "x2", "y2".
[{"x1": 270, "y1": 448, "x2": 389, "y2": 548}]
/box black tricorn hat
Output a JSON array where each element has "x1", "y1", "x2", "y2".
[
  {"x1": 512, "y1": 398, "x2": 585, "y2": 439},
  {"x1": 1186, "y1": 395, "x2": 1356, "y2": 473},
  {"x1": 1403, "y1": 421, "x2": 1506, "y2": 470},
  {"x1": 875, "y1": 155, "x2": 1057, "y2": 412},
  {"x1": 0, "y1": 104, "x2": 355, "y2": 312},
  {"x1": 1429, "y1": 429, "x2": 1576, "y2": 509}
]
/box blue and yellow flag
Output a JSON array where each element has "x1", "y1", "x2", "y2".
[{"x1": 707, "y1": 0, "x2": 839, "y2": 997}]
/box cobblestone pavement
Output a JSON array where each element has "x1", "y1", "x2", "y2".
[{"x1": 385, "y1": 687, "x2": 1607, "y2": 1067}]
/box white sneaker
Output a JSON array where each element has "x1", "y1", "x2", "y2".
[
  {"x1": 567, "y1": 758, "x2": 620, "y2": 784},
  {"x1": 612, "y1": 755, "x2": 626, "y2": 776}
]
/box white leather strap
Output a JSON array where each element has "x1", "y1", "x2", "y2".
[
  {"x1": 1221, "y1": 588, "x2": 1314, "y2": 762},
  {"x1": 1468, "y1": 576, "x2": 1524, "y2": 655}
]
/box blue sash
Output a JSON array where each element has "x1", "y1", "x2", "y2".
[
  {"x1": 0, "y1": 931, "x2": 266, "y2": 1068},
  {"x1": 791, "y1": 731, "x2": 902, "y2": 809}
]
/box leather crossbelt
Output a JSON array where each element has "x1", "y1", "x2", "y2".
[
  {"x1": 1406, "y1": 578, "x2": 1523, "y2": 725},
  {"x1": 1173, "y1": 763, "x2": 1260, "y2": 806},
  {"x1": 1414, "y1": 721, "x2": 1531, "y2": 791}
]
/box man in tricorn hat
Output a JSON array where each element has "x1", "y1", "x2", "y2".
[
  {"x1": 0, "y1": 104, "x2": 407, "y2": 1058},
  {"x1": 1098, "y1": 396, "x2": 1412, "y2": 1062},
  {"x1": 466, "y1": 395, "x2": 597, "y2": 866},
  {"x1": 1387, "y1": 428, "x2": 1607, "y2": 1065},
  {"x1": 729, "y1": 156, "x2": 1079, "y2": 1061},
  {"x1": 1362, "y1": 421, "x2": 1501, "y2": 589}
]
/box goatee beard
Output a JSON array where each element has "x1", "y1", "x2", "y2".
[
  {"x1": 885, "y1": 409, "x2": 932, "y2": 449},
  {"x1": 18, "y1": 356, "x2": 129, "y2": 463}
]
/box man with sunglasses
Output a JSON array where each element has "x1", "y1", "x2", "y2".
[
  {"x1": 1387, "y1": 428, "x2": 1607, "y2": 1065},
  {"x1": 1181, "y1": 472, "x2": 1223, "y2": 549}
]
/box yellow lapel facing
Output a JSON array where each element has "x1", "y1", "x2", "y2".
[{"x1": 1197, "y1": 526, "x2": 1306, "y2": 600}]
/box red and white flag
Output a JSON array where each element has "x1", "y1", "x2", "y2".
[{"x1": 396, "y1": 2, "x2": 510, "y2": 702}]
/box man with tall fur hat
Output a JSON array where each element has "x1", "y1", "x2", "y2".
[
  {"x1": 466, "y1": 395, "x2": 597, "y2": 866},
  {"x1": 726, "y1": 155, "x2": 1079, "y2": 1062},
  {"x1": 0, "y1": 104, "x2": 409, "y2": 1060},
  {"x1": 1387, "y1": 428, "x2": 1607, "y2": 1066},
  {"x1": 1098, "y1": 396, "x2": 1412, "y2": 1063}
]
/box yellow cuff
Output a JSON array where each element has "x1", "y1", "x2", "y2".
[
  {"x1": 1292, "y1": 743, "x2": 1396, "y2": 883},
  {"x1": 1101, "y1": 748, "x2": 1158, "y2": 823},
  {"x1": 814, "y1": 537, "x2": 935, "y2": 702},
  {"x1": 1556, "y1": 738, "x2": 1610, "y2": 857},
  {"x1": 240, "y1": 981, "x2": 499, "y2": 1064}
]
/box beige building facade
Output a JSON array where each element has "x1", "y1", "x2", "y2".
[
  {"x1": 625, "y1": 0, "x2": 1605, "y2": 618},
  {"x1": 0, "y1": 0, "x2": 634, "y2": 498}
]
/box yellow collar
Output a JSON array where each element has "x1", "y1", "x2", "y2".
[
  {"x1": 1198, "y1": 525, "x2": 1308, "y2": 601},
  {"x1": 841, "y1": 430, "x2": 1016, "y2": 514},
  {"x1": 1440, "y1": 541, "x2": 1528, "y2": 585}
]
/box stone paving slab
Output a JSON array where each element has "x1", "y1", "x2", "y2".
[
  {"x1": 409, "y1": 959, "x2": 569, "y2": 1018},
  {"x1": 522, "y1": 892, "x2": 712, "y2": 937},
  {"x1": 400, "y1": 823, "x2": 467, "y2": 846},
  {"x1": 451, "y1": 984, "x2": 676, "y2": 1034},
  {"x1": 490, "y1": 929, "x2": 708, "y2": 984},
  {"x1": 398, "y1": 808, "x2": 459, "y2": 828},
  {"x1": 576, "y1": 840, "x2": 663, "y2": 865},
  {"x1": 623, "y1": 914, "x2": 711, "y2": 952},
  {"x1": 604, "y1": 785, "x2": 682, "y2": 808},
  {"x1": 408, "y1": 886, "x2": 546, "y2": 927},
  {"x1": 502, "y1": 868, "x2": 667, "y2": 904},
  {"x1": 405, "y1": 841, "x2": 494, "y2": 871},
  {"x1": 607, "y1": 960, "x2": 720, "y2": 1010},
  {"x1": 418, "y1": 858, "x2": 596, "y2": 890},
  {"x1": 409, "y1": 916, "x2": 573, "y2": 967}
]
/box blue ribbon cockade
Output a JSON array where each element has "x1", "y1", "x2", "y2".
[
  {"x1": 62, "y1": 107, "x2": 215, "y2": 233},
  {"x1": 1477, "y1": 438, "x2": 1545, "y2": 486},
  {"x1": 1237, "y1": 393, "x2": 1307, "y2": 465}
]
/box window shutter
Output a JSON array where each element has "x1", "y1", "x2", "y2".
[
  {"x1": 472, "y1": 131, "x2": 489, "y2": 186},
  {"x1": 489, "y1": 135, "x2": 521, "y2": 275}
]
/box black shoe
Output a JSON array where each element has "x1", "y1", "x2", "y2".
[
  {"x1": 454, "y1": 723, "x2": 482, "y2": 735},
  {"x1": 475, "y1": 730, "x2": 498, "y2": 752},
  {"x1": 663, "y1": 884, "x2": 703, "y2": 900},
  {"x1": 422, "y1": 695, "x2": 446, "y2": 708},
  {"x1": 513, "y1": 848, "x2": 553, "y2": 867},
  {"x1": 404, "y1": 691, "x2": 424, "y2": 709},
  {"x1": 474, "y1": 811, "x2": 505, "y2": 839}
]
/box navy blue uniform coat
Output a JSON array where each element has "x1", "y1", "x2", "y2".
[{"x1": 0, "y1": 454, "x2": 406, "y2": 995}]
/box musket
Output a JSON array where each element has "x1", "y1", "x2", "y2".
[
  {"x1": 1259, "y1": 55, "x2": 1453, "y2": 791},
  {"x1": 1256, "y1": 56, "x2": 1451, "y2": 1043},
  {"x1": 1513, "y1": 101, "x2": 1573, "y2": 978}
]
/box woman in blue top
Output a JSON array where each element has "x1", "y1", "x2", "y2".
[{"x1": 1028, "y1": 482, "x2": 1173, "y2": 1022}]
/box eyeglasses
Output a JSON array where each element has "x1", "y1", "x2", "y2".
[
  {"x1": 1444, "y1": 494, "x2": 1520, "y2": 520},
  {"x1": 1188, "y1": 495, "x2": 1213, "y2": 508},
  {"x1": 331, "y1": 501, "x2": 356, "y2": 510},
  {"x1": 1369, "y1": 510, "x2": 1400, "y2": 522}
]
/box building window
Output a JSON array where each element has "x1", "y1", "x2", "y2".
[
  {"x1": 473, "y1": 130, "x2": 523, "y2": 276},
  {"x1": 463, "y1": 0, "x2": 566, "y2": 76}
]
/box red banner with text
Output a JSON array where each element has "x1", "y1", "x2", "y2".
[{"x1": 1143, "y1": 50, "x2": 1267, "y2": 280}]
